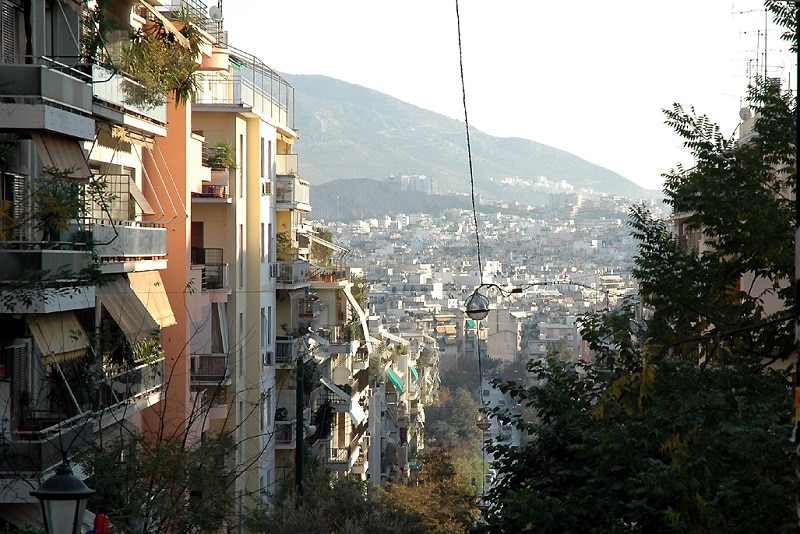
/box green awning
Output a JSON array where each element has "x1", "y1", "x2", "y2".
[
  {"x1": 386, "y1": 368, "x2": 404, "y2": 395},
  {"x1": 410, "y1": 366, "x2": 419, "y2": 381},
  {"x1": 466, "y1": 319, "x2": 476, "y2": 328}
]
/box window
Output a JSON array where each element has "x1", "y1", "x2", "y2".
[
  {"x1": 260, "y1": 223, "x2": 265, "y2": 263},
  {"x1": 238, "y1": 134, "x2": 244, "y2": 198},
  {"x1": 238, "y1": 224, "x2": 244, "y2": 287},
  {"x1": 267, "y1": 223, "x2": 273, "y2": 263},
  {"x1": 267, "y1": 305, "x2": 272, "y2": 344},
  {"x1": 260, "y1": 137, "x2": 265, "y2": 178},
  {"x1": 260, "y1": 307, "x2": 266, "y2": 349},
  {"x1": 238, "y1": 312, "x2": 244, "y2": 376}
]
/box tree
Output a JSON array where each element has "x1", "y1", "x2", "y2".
[
  {"x1": 246, "y1": 468, "x2": 404, "y2": 533},
  {"x1": 381, "y1": 445, "x2": 480, "y2": 534},
  {"x1": 477, "y1": 8, "x2": 797, "y2": 529}
]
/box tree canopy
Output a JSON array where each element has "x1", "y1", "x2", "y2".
[{"x1": 477, "y1": 4, "x2": 797, "y2": 530}]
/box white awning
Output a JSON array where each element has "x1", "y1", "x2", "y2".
[{"x1": 97, "y1": 271, "x2": 175, "y2": 344}]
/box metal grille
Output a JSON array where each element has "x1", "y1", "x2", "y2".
[{"x1": 1, "y1": 0, "x2": 18, "y2": 64}]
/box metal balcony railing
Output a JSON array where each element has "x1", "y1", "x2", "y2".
[
  {"x1": 191, "y1": 247, "x2": 229, "y2": 291},
  {"x1": 91, "y1": 64, "x2": 167, "y2": 124},
  {"x1": 273, "y1": 260, "x2": 310, "y2": 285},
  {"x1": 190, "y1": 353, "x2": 229, "y2": 383},
  {"x1": 193, "y1": 46, "x2": 293, "y2": 129}
]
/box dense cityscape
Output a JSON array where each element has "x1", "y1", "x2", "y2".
[{"x1": 0, "y1": 0, "x2": 796, "y2": 532}]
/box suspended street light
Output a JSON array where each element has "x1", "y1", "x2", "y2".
[{"x1": 465, "y1": 289, "x2": 490, "y2": 321}]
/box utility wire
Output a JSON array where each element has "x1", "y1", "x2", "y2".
[{"x1": 455, "y1": 0, "x2": 483, "y2": 281}]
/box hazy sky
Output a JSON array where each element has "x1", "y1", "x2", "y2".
[{"x1": 222, "y1": 1, "x2": 793, "y2": 190}]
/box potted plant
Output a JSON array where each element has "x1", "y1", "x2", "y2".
[
  {"x1": 207, "y1": 140, "x2": 236, "y2": 170},
  {"x1": 33, "y1": 176, "x2": 82, "y2": 242}
]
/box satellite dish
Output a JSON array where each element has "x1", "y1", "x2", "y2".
[
  {"x1": 208, "y1": 5, "x2": 222, "y2": 21},
  {"x1": 739, "y1": 107, "x2": 752, "y2": 121}
]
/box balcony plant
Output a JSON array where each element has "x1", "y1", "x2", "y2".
[
  {"x1": 276, "y1": 231, "x2": 298, "y2": 261},
  {"x1": 118, "y1": 8, "x2": 203, "y2": 110},
  {"x1": 206, "y1": 140, "x2": 236, "y2": 170}
]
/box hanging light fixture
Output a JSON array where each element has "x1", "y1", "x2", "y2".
[
  {"x1": 475, "y1": 406, "x2": 492, "y2": 432},
  {"x1": 465, "y1": 289, "x2": 490, "y2": 321},
  {"x1": 30, "y1": 463, "x2": 95, "y2": 534}
]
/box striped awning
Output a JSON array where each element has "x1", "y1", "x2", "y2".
[
  {"x1": 31, "y1": 132, "x2": 92, "y2": 181},
  {"x1": 386, "y1": 368, "x2": 404, "y2": 395},
  {"x1": 26, "y1": 311, "x2": 89, "y2": 362}
]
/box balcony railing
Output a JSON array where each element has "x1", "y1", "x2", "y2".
[
  {"x1": 194, "y1": 46, "x2": 293, "y2": 129},
  {"x1": 99, "y1": 359, "x2": 165, "y2": 408},
  {"x1": 0, "y1": 60, "x2": 93, "y2": 120},
  {"x1": 273, "y1": 260, "x2": 310, "y2": 285},
  {"x1": 309, "y1": 266, "x2": 349, "y2": 283},
  {"x1": 91, "y1": 64, "x2": 167, "y2": 124},
  {"x1": 190, "y1": 353, "x2": 229, "y2": 383},
  {"x1": 0, "y1": 246, "x2": 92, "y2": 282},
  {"x1": 0, "y1": 359, "x2": 164, "y2": 475},
  {"x1": 0, "y1": 414, "x2": 94, "y2": 475},
  {"x1": 89, "y1": 220, "x2": 167, "y2": 259},
  {"x1": 327, "y1": 446, "x2": 352, "y2": 471},
  {"x1": 275, "y1": 176, "x2": 310, "y2": 208},
  {"x1": 191, "y1": 248, "x2": 229, "y2": 291}
]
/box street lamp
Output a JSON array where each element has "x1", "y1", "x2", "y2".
[
  {"x1": 465, "y1": 289, "x2": 490, "y2": 321},
  {"x1": 30, "y1": 463, "x2": 95, "y2": 534},
  {"x1": 475, "y1": 407, "x2": 492, "y2": 432}
]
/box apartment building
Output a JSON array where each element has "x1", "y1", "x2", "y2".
[{"x1": 0, "y1": 0, "x2": 200, "y2": 526}]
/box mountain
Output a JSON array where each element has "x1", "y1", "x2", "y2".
[{"x1": 283, "y1": 74, "x2": 659, "y2": 210}]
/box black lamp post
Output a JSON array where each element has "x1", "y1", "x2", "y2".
[{"x1": 30, "y1": 463, "x2": 95, "y2": 534}]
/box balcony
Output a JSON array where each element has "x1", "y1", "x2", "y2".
[
  {"x1": 190, "y1": 353, "x2": 229, "y2": 384},
  {"x1": 91, "y1": 64, "x2": 167, "y2": 128},
  {"x1": 89, "y1": 220, "x2": 167, "y2": 260},
  {"x1": 0, "y1": 414, "x2": 94, "y2": 476},
  {"x1": 193, "y1": 46, "x2": 293, "y2": 129},
  {"x1": 0, "y1": 60, "x2": 94, "y2": 139},
  {"x1": 309, "y1": 266, "x2": 349, "y2": 283},
  {"x1": 273, "y1": 260, "x2": 311, "y2": 288},
  {"x1": 274, "y1": 420, "x2": 296, "y2": 449},
  {"x1": 276, "y1": 337, "x2": 301, "y2": 368},
  {"x1": 191, "y1": 247, "x2": 230, "y2": 293},
  {"x1": 276, "y1": 154, "x2": 298, "y2": 176},
  {"x1": 315, "y1": 324, "x2": 357, "y2": 355},
  {"x1": 0, "y1": 243, "x2": 92, "y2": 282},
  {"x1": 0, "y1": 359, "x2": 164, "y2": 477},
  {"x1": 275, "y1": 176, "x2": 311, "y2": 212},
  {"x1": 326, "y1": 446, "x2": 354, "y2": 472}
]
